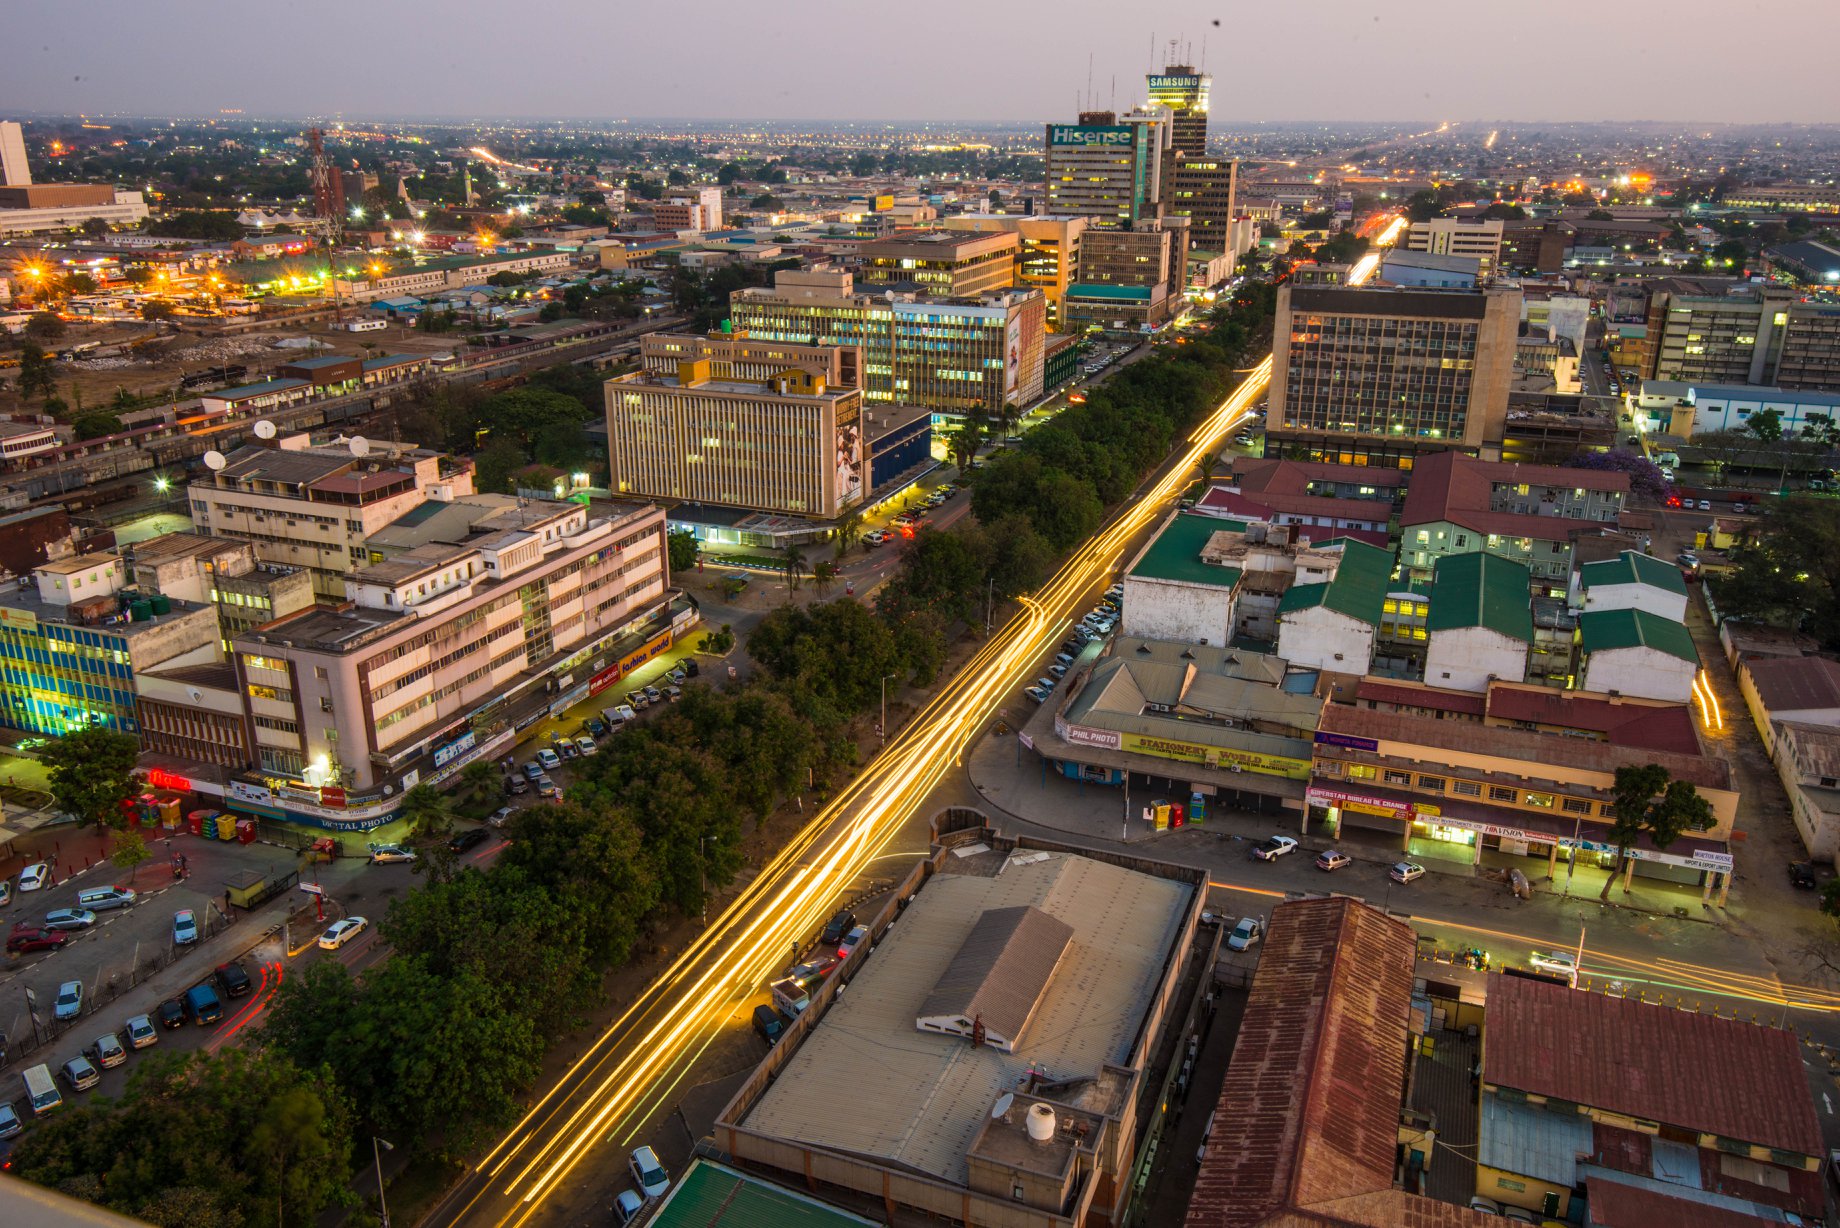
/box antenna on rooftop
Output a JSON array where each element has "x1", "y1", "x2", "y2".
[
  {"x1": 203, "y1": 450, "x2": 226, "y2": 472},
  {"x1": 254, "y1": 419, "x2": 277, "y2": 440},
  {"x1": 1086, "y1": 54, "x2": 1094, "y2": 111},
  {"x1": 992, "y1": 1092, "x2": 1014, "y2": 1120},
  {"x1": 349, "y1": 435, "x2": 371, "y2": 457}
]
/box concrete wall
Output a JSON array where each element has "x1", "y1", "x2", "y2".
[
  {"x1": 1277, "y1": 605, "x2": 1373, "y2": 673},
  {"x1": 1423, "y1": 626, "x2": 1528, "y2": 692},
  {"x1": 1577, "y1": 583, "x2": 1688, "y2": 623},
  {"x1": 1580, "y1": 647, "x2": 1696, "y2": 704},
  {"x1": 1122, "y1": 576, "x2": 1235, "y2": 646}
]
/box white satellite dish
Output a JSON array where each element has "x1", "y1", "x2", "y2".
[
  {"x1": 349, "y1": 435, "x2": 370, "y2": 457},
  {"x1": 991, "y1": 1092, "x2": 1014, "y2": 1120},
  {"x1": 254, "y1": 419, "x2": 277, "y2": 439},
  {"x1": 203, "y1": 450, "x2": 227, "y2": 471}
]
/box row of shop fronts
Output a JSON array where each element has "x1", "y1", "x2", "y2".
[{"x1": 1305, "y1": 781, "x2": 1735, "y2": 904}]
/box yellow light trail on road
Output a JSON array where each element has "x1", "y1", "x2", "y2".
[{"x1": 463, "y1": 231, "x2": 1404, "y2": 1228}]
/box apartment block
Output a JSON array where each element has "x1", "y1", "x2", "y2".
[
  {"x1": 944, "y1": 213, "x2": 1086, "y2": 327},
  {"x1": 187, "y1": 439, "x2": 477, "y2": 598},
  {"x1": 1398, "y1": 452, "x2": 1630, "y2": 585},
  {"x1": 1270, "y1": 284, "x2": 1522, "y2": 466},
  {"x1": 1404, "y1": 217, "x2": 1504, "y2": 274},
  {"x1": 727, "y1": 267, "x2": 1046, "y2": 415},
  {"x1": 128, "y1": 532, "x2": 316, "y2": 648},
  {"x1": 1643, "y1": 281, "x2": 1840, "y2": 389},
  {"x1": 856, "y1": 229, "x2": 1018, "y2": 298}
]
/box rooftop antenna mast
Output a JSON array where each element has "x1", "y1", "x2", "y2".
[
  {"x1": 1110, "y1": 75, "x2": 1116, "y2": 112},
  {"x1": 1201, "y1": 32, "x2": 1208, "y2": 70},
  {"x1": 1086, "y1": 54, "x2": 1094, "y2": 111}
]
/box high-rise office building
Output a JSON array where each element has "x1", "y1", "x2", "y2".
[
  {"x1": 1146, "y1": 69, "x2": 1209, "y2": 165},
  {"x1": 728, "y1": 268, "x2": 1047, "y2": 415},
  {"x1": 944, "y1": 214, "x2": 1086, "y2": 328},
  {"x1": 607, "y1": 335, "x2": 867, "y2": 519},
  {"x1": 0, "y1": 121, "x2": 30, "y2": 187},
  {"x1": 1270, "y1": 284, "x2": 1523, "y2": 466},
  {"x1": 1145, "y1": 67, "x2": 1238, "y2": 251},
  {"x1": 1642, "y1": 281, "x2": 1840, "y2": 389},
  {"x1": 1043, "y1": 110, "x2": 1165, "y2": 228},
  {"x1": 856, "y1": 230, "x2": 1019, "y2": 298}
]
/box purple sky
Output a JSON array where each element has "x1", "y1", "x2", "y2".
[{"x1": 7, "y1": 0, "x2": 1836, "y2": 124}]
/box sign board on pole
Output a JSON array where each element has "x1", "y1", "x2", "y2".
[{"x1": 298, "y1": 882, "x2": 325, "y2": 897}]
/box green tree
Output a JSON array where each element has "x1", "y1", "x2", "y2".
[
  {"x1": 400, "y1": 784, "x2": 458, "y2": 883},
  {"x1": 749, "y1": 192, "x2": 785, "y2": 211},
  {"x1": 140, "y1": 299, "x2": 176, "y2": 322},
  {"x1": 1749, "y1": 408, "x2": 1784, "y2": 444},
  {"x1": 833, "y1": 509, "x2": 864, "y2": 559},
  {"x1": 42, "y1": 726, "x2": 140, "y2": 830},
  {"x1": 1718, "y1": 495, "x2": 1840, "y2": 646},
  {"x1": 80, "y1": 216, "x2": 110, "y2": 239},
  {"x1": 1601, "y1": 764, "x2": 1712, "y2": 899},
  {"x1": 460, "y1": 759, "x2": 498, "y2": 802},
  {"x1": 25, "y1": 311, "x2": 67, "y2": 342},
  {"x1": 812, "y1": 558, "x2": 840, "y2": 597},
  {"x1": 946, "y1": 418, "x2": 983, "y2": 472},
  {"x1": 667, "y1": 529, "x2": 700, "y2": 574},
  {"x1": 781, "y1": 544, "x2": 807, "y2": 598},
  {"x1": 18, "y1": 343, "x2": 57, "y2": 401},
  {"x1": 63, "y1": 272, "x2": 98, "y2": 296},
  {"x1": 1194, "y1": 448, "x2": 1224, "y2": 492},
  {"x1": 72, "y1": 411, "x2": 123, "y2": 440},
  {"x1": 110, "y1": 829, "x2": 151, "y2": 885},
  {"x1": 472, "y1": 438, "x2": 525, "y2": 494}
]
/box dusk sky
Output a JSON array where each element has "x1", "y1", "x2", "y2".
[{"x1": 8, "y1": 0, "x2": 1837, "y2": 124}]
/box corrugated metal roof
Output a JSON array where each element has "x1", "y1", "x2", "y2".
[
  {"x1": 916, "y1": 905, "x2": 1073, "y2": 1048},
  {"x1": 1577, "y1": 608, "x2": 1698, "y2": 665},
  {"x1": 1742, "y1": 656, "x2": 1840, "y2": 715},
  {"x1": 1477, "y1": 1093, "x2": 1591, "y2": 1188},
  {"x1": 651, "y1": 1159, "x2": 880, "y2": 1227},
  {"x1": 1579, "y1": 550, "x2": 1688, "y2": 597},
  {"x1": 1425, "y1": 552, "x2": 1533, "y2": 642},
  {"x1": 1129, "y1": 512, "x2": 1246, "y2": 587}
]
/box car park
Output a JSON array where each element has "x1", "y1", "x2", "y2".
[
  {"x1": 630, "y1": 1145, "x2": 671, "y2": 1198},
  {"x1": 1250, "y1": 836, "x2": 1298, "y2": 861},
  {"x1": 7, "y1": 925, "x2": 66, "y2": 955},
  {"x1": 215, "y1": 961, "x2": 252, "y2": 998},
  {"x1": 536, "y1": 748, "x2": 561, "y2": 771},
  {"x1": 59, "y1": 1056, "x2": 100, "y2": 1092},
  {"x1": 172, "y1": 910, "x2": 198, "y2": 945},
  {"x1": 86, "y1": 1033, "x2": 127, "y2": 1070},
  {"x1": 54, "y1": 980, "x2": 83, "y2": 1021},
  {"x1": 18, "y1": 862, "x2": 49, "y2": 892},
  {"x1": 836, "y1": 924, "x2": 870, "y2": 961},
  {"x1": 752, "y1": 1003, "x2": 790, "y2": 1045},
  {"x1": 1314, "y1": 850, "x2": 1350, "y2": 872},
  {"x1": 124, "y1": 1015, "x2": 158, "y2": 1049},
  {"x1": 43, "y1": 909, "x2": 96, "y2": 931},
  {"x1": 1389, "y1": 862, "x2": 1426, "y2": 884},
  {"x1": 367, "y1": 843, "x2": 416, "y2": 865},
  {"x1": 318, "y1": 917, "x2": 369, "y2": 950},
  {"x1": 1226, "y1": 916, "x2": 1264, "y2": 952}
]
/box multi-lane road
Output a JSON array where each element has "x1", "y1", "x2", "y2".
[{"x1": 425, "y1": 228, "x2": 1409, "y2": 1228}]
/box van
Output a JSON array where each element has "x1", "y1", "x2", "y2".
[
  {"x1": 76, "y1": 886, "x2": 137, "y2": 912},
  {"x1": 183, "y1": 982, "x2": 224, "y2": 1025},
  {"x1": 22, "y1": 1063, "x2": 62, "y2": 1117},
  {"x1": 769, "y1": 976, "x2": 811, "y2": 1017}
]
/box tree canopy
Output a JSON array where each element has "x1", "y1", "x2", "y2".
[{"x1": 42, "y1": 726, "x2": 141, "y2": 829}]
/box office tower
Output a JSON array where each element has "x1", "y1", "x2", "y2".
[
  {"x1": 1043, "y1": 110, "x2": 1164, "y2": 228},
  {"x1": 944, "y1": 214, "x2": 1086, "y2": 328},
  {"x1": 1405, "y1": 217, "x2": 1505, "y2": 275},
  {"x1": 728, "y1": 268, "x2": 1047, "y2": 416},
  {"x1": 0, "y1": 121, "x2": 30, "y2": 186},
  {"x1": 1145, "y1": 66, "x2": 1238, "y2": 250},
  {"x1": 1270, "y1": 284, "x2": 1523, "y2": 466},
  {"x1": 1067, "y1": 218, "x2": 1186, "y2": 329},
  {"x1": 856, "y1": 230, "x2": 1019, "y2": 298},
  {"x1": 1642, "y1": 281, "x2": 1840, "y2": 389},
  {"x1": 1146, "y1": 68, "x2": 1208, "y2": 164}
]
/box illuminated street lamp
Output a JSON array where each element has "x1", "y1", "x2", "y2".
[{"x1": 153, "y1": 477, "x2": 170, "y2": 494}]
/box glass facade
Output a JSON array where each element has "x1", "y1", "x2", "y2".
[{"x1": 0, "y1": 621, "x2": 140, "y2": 735}]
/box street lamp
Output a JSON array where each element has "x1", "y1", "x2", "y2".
[
  {"x1": 372, "y1": 1136, "x2": 394, "y2": 1228},
  {"x1": 880, "y1": 674, "x2": 896, "y2": 746}
]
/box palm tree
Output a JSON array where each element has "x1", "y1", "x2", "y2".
[
  {"x1": 812, "y1": 559, "x2": 839, "y2": 597},
  {"x1": 1194, "y1": 449, "x2": 1224, "y2": 494},
  {"x1": 782, "y1": 545, "x2": 807, "y2": 598},
  {"x1": 947, "y1": 419, "x2": 983, "y2": 473}
]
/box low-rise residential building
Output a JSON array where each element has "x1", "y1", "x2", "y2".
[
  {"x1": 1399, "y1": 451, "x2": 1630, "y2": 585},
  {"x1": 1576, "y1": 608, "x2": 1699, "y2": 703},
  {"x1": 1405, "y1": 216, "x2": 1504, "y2": 273},
  {"x1": 1738, "y1": 655, "x2": 1840, "y2": 757},
  {"x1": 1274, "y1": 538, "x2": 1394, "y2": 674},
  {"x1": 1422, "y1": 552, "x2": 1532, "y2": 691},
  {"x1": 1201, "y1": 457, "x2": 1401, "y2": 538},
  {"x1": 1772, "y1": 720, "x2": 1840, "y2": 863}
]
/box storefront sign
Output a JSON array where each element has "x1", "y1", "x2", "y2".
[
  {"x1": 588, "y1": 662, "x2": 623, "y2": 695},
  {"x1": 230, "y1": 780, "x2": 277, "y2": 808},
  {"x1": 318, "y1": 786, "x2": 347, "y2": 809},
  {"x1": 1057, "y1": 719, "x2": 1121, "y2": 750},
  {"x1": 1314, "y1": 731, "x2": 1380, "y2": 752},
  {"x1": 145, "y1": 768, "x2": 192, "y2": 792},
  {"x1": 432, "y1": 730, "x2": 476, "y2": 769},
  {"x1": 1121, "y1": 732, "x2": 1311, "y2": 778},
  {"x1": 620, "y1": 631, "x2": 671, "y2": 673},
  {"x1": 1307, "y1": 787, "x2": 1404, "y2": 814}
]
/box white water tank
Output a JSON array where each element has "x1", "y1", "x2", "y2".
[{"x1": 1026, "y1": 1103, "x2": 1056, "y2": 1143}]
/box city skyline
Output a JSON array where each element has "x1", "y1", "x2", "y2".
[{"x1": 8, "y1": 0, "x2": 1839, "y2": 125}]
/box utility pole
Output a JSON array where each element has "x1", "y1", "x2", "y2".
[
  {"x1": 699, "y1": 835, "x2": 709, "y2": 926},
  {"x1": 985, "y1": 576, "x2": 995, "y2": 635},
  {"x1": 1574, "y1": 923, "x2": 1587, "y2": 988},
  {"x1": 880, "y1": 673, "x2": 896, "y2": 746}
]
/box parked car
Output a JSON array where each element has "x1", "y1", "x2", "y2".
[
  {"x1": 17, "y1": 862, "x2": 49, "y2": 892},
  {"x1": 54, "y1": 980, "x2": 83, "y2": 1021},
  {"x1": 487, "y1": 805, "x2": 517, "y2": 828},
  {"x1": 448, "y1": 826, "x2": 491, "y2": 854},
  {"x1": 664, "y1": 685, "x2": 682, "y2": 702},
  {"x1": 677, "y1": 657, "x2": 700, "y2": 678},
  {"x1": 612, "y1": 704, "x2": 638, "y2": 722},
  {"x1": 1732, "y1": 503, "x2": 1749, "y2": 515},
  {"x1": 215, "y1": 961, "x2": 252, "y2": 998},
  {"x1": 367, "y1": 843, "x2": 416, "y2": 865},
  {"x1": 864, "y1": 530, "x2": 890, "y2": 547},
  {"x1": 820, "y1": 909, "x2": 857, "y2": 947},
  {"x1": 1250, "y1": 836, "x2": 1298, "y2": 862},
  {"x1": 1529, "y1": 950, "x2": 1578, "y2": 980},
  {"x1": 1697, "y1": 499, "x2": 1713, "y2": 511},
  {"x1": 536, "y1": 775, "x2": 562, "y2": 800},
  {"x1": 1048, "y1": 663, "x2": 1068, "y2": 679},
  {"x1": 505, "y1": 774, "x2": 529, "y2": 795},
  {"x1": 1034, "y1": 676, "x2": 1056, "y2": 693},
  {"x1": 625, "y1": 690, "x2": 650, "y2": 710},
  {"x1": 536, "y1": 748, "x2": 562, "y2": 771},
  {"x1": 752, "y1": 1003, "x2": 790, "y2": 1045},
  {"x1": 521, "y1": 761, "x2": 544, "y2": 781},
  {"x1": 43, "y1": 908, "x2": 96, "y2": 931},
  {"x1": 666, "y1": 668, "x2": 687, "y2": 685},
  {"x1": 642, "y1": 685, "x2": 662, "y2": 703},
  {"x1": 1025, "y1": 686, "x2": 1051, "y2": 704},
  {"x1": 317, "y1": 917, "x2": 369, "y2": 950},
  {"x1": 557, "y1": 739, "x2": 579, "y2": 761},
  {"x1": 1226, "y1": 916, "x2": 1264, "y2": 952},
  {"x1": 1791, "y1": 861, "x2": 1819, "y2": 889},
  {"x1": 1388, "y1": 862, "x2": 1427, "y2": 885},
  {"x1": 0, "y1": 1102, "x2": 22, "y2": 1141},
  {"x1": 86, "y1": 1033, "x2": 127, "y2": 1069},
  {"x1": 612, "y1": 1190, "x2": 645, "y2": 1225},
  {"x1": 183, "y1": 983, "x2": 222, "y2": 1025},
  {"x1": 172, "y1": 909, "x2": 198, "y2": 945},
  {"x1": 585, "y1": 717, "x2": 608, "y2": 738},
  {"x1": 156, "y1": 999, "x2": 186, "y2": 1030},
  {"x1": 59, "y1": 1056, "x2": 100, "y2": 1092},
  {"x1": 124, "y1": 1014, "x2": 158, "y2": 1050},
  {"x1": 630, "y1": 1145, "x2": 671, "y2": 1198},
  {"x1": 1501, "y1": 1208, "x2": 1540, "y2": 1225},
  {"x1": 1314, "y1": 850, "x2": 1350, "y2": 872},
  {"x1": 836, "y1": 924, "x2": 870, "y2": 961},
  {"x1": 6, "y1": 925, "x2": 67, "y2": 955},
  {"x1": 575, "y1": 736, "x2": 597, "y2": 757}
]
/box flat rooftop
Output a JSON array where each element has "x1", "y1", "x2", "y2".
[{"x1": 740, "y1": 849, "x2": 1191, "y2": 1185}]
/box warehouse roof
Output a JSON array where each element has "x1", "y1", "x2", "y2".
[
  {"x1": 915, "y1": 905, "x2": 1073, "y2": 1050},
  {"x1": 1577, "y1": 608, "x2": 1699, "y2": 665},
  {"x1": 1741, "y1": 655, "x2": 1840, "y2": 714},
  {"x1": 1426, "y1": 552, "x2": 1533, "y2": 642}
]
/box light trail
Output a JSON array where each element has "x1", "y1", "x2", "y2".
[{"x1": 447, "y1": 229, "x2": 1407, "y2": 1228}]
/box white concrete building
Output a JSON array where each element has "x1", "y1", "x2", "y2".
[
  {"x1": 1569, "y1": 550, "x2": 1689, "y2": 622},
  {"x1": 1576, "y1": 609, "x2": 1698, "y2": 703},
  {"x1": 1405, "y1": 217, "x2": 1504, "y2": 273},
  {"x1": 1773, "y1": 720, "x2": 1840, "y2": 864},
  {"x1": 0, "y1": 189, "x2": 150, "y2": 236},
  {"x1": 1422, "y1": 553, "x2": 1532, "y2": 692},
  {"x1": 1119, "y1": 513, "x2": 1243, "y2": 647},
  {"x1": 1274, "y1": 540, "x2": 1394, "y2": 673}
]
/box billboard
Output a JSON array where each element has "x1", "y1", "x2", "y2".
[
  {"x1": 1049, "y1": 125, "x2": 1133, "y2": 148},
  {"x1": 834, "y1": 404, "x2": 864, "y2": 507},
  {"x1": 1149, "y1": 74, "x2": 1203, "y2": 92}
]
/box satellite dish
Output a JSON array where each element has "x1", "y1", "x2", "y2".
[
  {"x1": 991, "y1": 1092, "x2": 1014, "y2": 1120},
  {"x1": 254, "y1": 419, "x2": 277, "y2": 439},
  {"x1": 350, "y1": 435, "x2": 370, "y2": 457},
  {"x1": 203, "y1": 450, "x2": 227, "y2": 471}
]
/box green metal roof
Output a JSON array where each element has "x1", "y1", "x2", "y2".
[
  {"x1": 1278, "y1": 581, "x2": 1330, "y2": 613},
  {"x1": 1426, "y1": 553, "x2": 1534, "y2": 642},
  {"x1": 1128, "y1": 513, "x2": 1245, "y2": 588},
  {"x1": 1577, "y1": 608, "x2": 1699, "y2": 665},
  {"x1": 1579, "y1": 550, "x2": 1688, "y2": 598},
  {"x1": 652, "y1": 1161, "x2": 879, "y2": 1227},
  {"x1": 1276, "y1": 540, "x2": 1394, "y2": 625}
]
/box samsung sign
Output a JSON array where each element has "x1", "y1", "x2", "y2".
[
  {"x1": 1050, "y1": 125, "x2": 1133, "y2": 148},
  {"x1": 1149, "y1": 75, "x2": 1202, "y2": 91}
]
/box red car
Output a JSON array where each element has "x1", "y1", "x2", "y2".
[{"x1": 6, "y1": 924, "x2": 67, "y2": 955}]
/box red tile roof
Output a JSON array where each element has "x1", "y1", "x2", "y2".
[
  {"x1": 1483, "y1": 974, "x2": 1822, "y2": 1157},
  {"x1": 1185, "y1": 898, "x2": 1418, "y2": 1228},
  {"x1": 1354, "y1": 680, "x2": 1488, "y2": 717},
  {"x1": 1587, "y1": 1178, "x2": 1786, "y2": 1228},
  {"x1": 1482, "y1": 685, "x2": 1700, "y2": 755},
  {"x1": 1399, "y1": 451, "x2": 1629, "y2": 541},
  {"x1": 1232, "y1": 457, "x2": 1409, "y2": 491},
  {"x1": 1198, "y1": 485, "x2": 1392, "y2": 528}
]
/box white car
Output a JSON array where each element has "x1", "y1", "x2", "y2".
[
  {"x1": 124, "y1": 1014, "x2": 158, "y2": 1050},
  {"x1": 1388, "y1": 862, "x2": 1426, "y2": 885},
  {"x1": 172, "y1": 909, "x2": 199, "y2": 945},
  {"x1": 1226, "y1": 916, "x2": 1264, "y2": 952},
  {"x1": 1025, "y1": 685, "x2": 1051, "y2": 704},
  {"x1": 630, "y1": 1145, "x2": 671, "y2": 1199},
  {"x1": 535, "y1": 748, "x2": 562, "y2": 771},
  {"x1": 613, "y1": 1190, "x2": 645, "y2": 1225},
  {"x1": 18, "y1": 861, "x2": 49, "y2": 892},
  {"x1": 836, "y1": 924, "x2": 869, "y2": 961},
  {"x1": 318, "y1": 917, "x2": 369, "y2": 950},
  {"x1": 1249, "y1": 836, "x2": 1298, "y2": 862},
  {"x1": 1530, "y1": 950, "x2": 1578, "y2": 981},
  {"x1": 575, "y1": 736, "x2": 597, "y2": 757},
  {"x1": 367, "y1": 843, "x2": 417, "y2": 865},
  {"x1": 54, "y1": 979, "x2": 83, "y2": 1021}
]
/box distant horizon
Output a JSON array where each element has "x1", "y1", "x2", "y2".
[{"x1": 9, "y1": 0, "x2": 1838, "y2": 126}]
